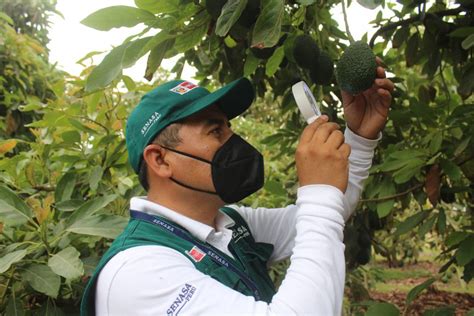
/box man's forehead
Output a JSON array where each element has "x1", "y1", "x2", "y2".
[{"x1": 185, "y1": 104, "x2": 228, "y2": 122}]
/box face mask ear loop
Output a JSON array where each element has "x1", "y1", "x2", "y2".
[
  {"x1": 169, "y1": 178, "x2": 218, "y2": 196},
  {"x1": 159, "y1": 145, "x2": 213, "y2": 165},
  {"x1": 156, "y1": 144, "x2": 218, "y2": 195}
]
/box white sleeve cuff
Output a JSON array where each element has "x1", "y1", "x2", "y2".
[
  {"x1": 344, "y1": 128, "x2": 380, "y2": 158},
  {"x1": 296, "y1": 184, "x2": 345, "y2": 222}
]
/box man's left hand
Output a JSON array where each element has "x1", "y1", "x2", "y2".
[{"x1": 342, "y1": 57, "x2": 395, "y2": 139}]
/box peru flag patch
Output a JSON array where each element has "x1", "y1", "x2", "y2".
[
  {"x1": 170, "y1": 81, "x2": 198, "y2": 95},
  {"x1": 185, "y1": 246, "x2": 206, "y2": 262}
]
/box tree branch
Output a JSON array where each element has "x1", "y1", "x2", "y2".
[
  {"x1": 360, "y1": 183, "x2": 424, "y2": 203},
  {"x1": 33, "y1": 185, "x2": 55, "y2": 192},
  {"x1": 369, "y1": 7, "x2": 466, "y2": 48},
  {"x1": 341, "y1": 0, "x2": 354, "y2": 44}
]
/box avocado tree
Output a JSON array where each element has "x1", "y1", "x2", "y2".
[
  {"x1": 80, "y1": 0, "x2": 473, "y2": 312},
  {"x1": 0, "y1": 0, "x2": 473, "y2": 314}
]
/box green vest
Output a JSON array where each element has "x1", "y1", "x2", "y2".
[{"x1": 80, "y1": 207, "x2": 276, "y2": 316}]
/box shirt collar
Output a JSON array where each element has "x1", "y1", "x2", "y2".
[{"x1": 129, "y1": 197, "x2": 235, "y2": 242}]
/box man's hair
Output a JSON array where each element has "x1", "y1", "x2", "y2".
[{"x1": 138, "y1": 122, "x2": 183, "y2": 191}]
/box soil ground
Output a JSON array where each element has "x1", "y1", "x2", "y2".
[{"x1": 368, "y1": 261, "x2": 474, "y2": 315}]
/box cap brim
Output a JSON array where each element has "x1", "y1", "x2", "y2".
[{"x1": 172, "y1": 78, "x2": 255, "y2": 122}]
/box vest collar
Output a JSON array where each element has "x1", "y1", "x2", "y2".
[{"x1": 130, "y1": 197, "x2": 235, "y2": 243}]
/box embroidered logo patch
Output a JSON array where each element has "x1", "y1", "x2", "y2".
[
  {"x1": 141, "y1": 111, "x2": 162, "y2": 136},
  {"x1": 167, "y1": 283, "x2": 197, "y2": 315},
  {"x1": 170, "y1": 81, "x2": 198, "y2": 95},
  {"x1": 185, "y1": 246, "x2": 206, "y2": 262}
]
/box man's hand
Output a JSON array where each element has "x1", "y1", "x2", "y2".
[
  {"x1": 296, "y1": 116, "x2": 351, "y2": 193},
  {"x1": 342, "y1": 57, "x2": 395, "y2": 139}
]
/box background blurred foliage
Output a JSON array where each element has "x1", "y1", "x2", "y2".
[{"x1": 0, "y1": 0, "x2": 473, "y2": 314}]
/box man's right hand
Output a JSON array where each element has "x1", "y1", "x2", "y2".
[{"x1": 295, "y1": 115, "x2": 351, "y2": 193}]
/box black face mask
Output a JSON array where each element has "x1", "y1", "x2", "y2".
[{"x1": 162, "y1": 134, "x2": 264, "y2": 203}]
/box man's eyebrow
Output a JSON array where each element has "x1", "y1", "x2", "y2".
[{"x1": 204, "y1": 118, "x2": 229, "y2": 127}]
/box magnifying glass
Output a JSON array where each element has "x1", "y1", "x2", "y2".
[{"x1": 291, "y1": 81, "x2": 321, "y2": 124}]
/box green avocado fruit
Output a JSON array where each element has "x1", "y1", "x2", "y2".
[
  {"x1": 309, "y1": 50, "x2": 334, "y2": 85},
  {"x1": 293, "y1": 34, "x2": 320, "y2": 69},
  {"x1": 336, "y1": 41, "x2": 377, "y2": 95}
]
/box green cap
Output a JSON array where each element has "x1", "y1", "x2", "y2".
[{"x1": 126, "y1": 77, "x2": 255, "y2": 173}]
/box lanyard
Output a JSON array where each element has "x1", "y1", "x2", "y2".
[{"x1": 129, "y1": 210, "x2": 262, "y2": 300}]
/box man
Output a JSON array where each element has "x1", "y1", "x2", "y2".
[{"x1": 81, "y1": 58, "x2": 394, "y2": 315}]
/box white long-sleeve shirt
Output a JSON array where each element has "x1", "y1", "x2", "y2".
[{"x1": 95, "y1": 128, "x2": 379, "y2": 315}]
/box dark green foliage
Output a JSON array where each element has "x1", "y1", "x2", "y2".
[
  {"x1": 309, "y1": 50, "x2": 334, "y2": 85},
  {"x1": 293, "y1": 34, "x2": 320, "y2": 69},
  {"x1": 336, "y1": 41, "x2": 377, "y2": 95},
  {"x1": 205, "y1": 0, "x2": 226, "y2": 20},
  {"x1": 237, "y1": 0, "x2": 260, "y2": 27}
]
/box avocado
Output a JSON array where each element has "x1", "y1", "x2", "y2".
[
  {"x1": 293, "y1": 34, "x2": 320, "y2": 69},
  {"x1": 336, "y1": 41, "x2": 377, "y2": 95},
  {"x1": 309, "y1": 50, "x2": 334, "y2": 85},
  {"x1": 205, "y1": 0, "x2": 226, "y2": 20}
]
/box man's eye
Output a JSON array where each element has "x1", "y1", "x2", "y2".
[{"x1": 211, "y1": 128, "x2": 221, "y2": 135}]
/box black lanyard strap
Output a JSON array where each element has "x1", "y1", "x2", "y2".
[{"x1": 129, "y1": 210, "x2": 262, "y2": 300}]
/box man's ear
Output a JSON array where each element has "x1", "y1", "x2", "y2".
[{"x1": 143, "y1": 144, "x2": 172, "y2": 178}]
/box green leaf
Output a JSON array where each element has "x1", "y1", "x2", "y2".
[
  {"x1": 134, "y1": 0, "x2": 180, "y2": 14},
  {"x1": 122, "y1": 75, "x2": 136, "y2": 91},
  {"x1": 454, "y1": 136, "x2": 471, "y2": 157},
  {"x1": 80, "y1": 6, "x2": 156, "y2": 31},
  {"x1": 446, "y1": 231, "x2": 469, "y2": 247},
  {"x1": 422, "y1": 306, "x2": 455, "y2": 316},
  {"x1": 392, "y1": 27, "x2": 410, "y2": 48},
  {"x1": 376, "y1": 179, "x2": 396, "y2": 218},
  {"x1": 395, "y1": 210, "x2": 429, "y2": 236},
  {"x1": 61, "y1": 130, "x2": 81, "y2": 144},
  {"x1": 418, "y1": 215, "x2": 436, "y2": 237},
  {"x1": 48, "y1": 247, "x2": 84, "y2": 280},
  {"x1": 145, "y1": 38, "x2": 175, "y2": 81},
  {"x1": 265, "y1": 46, "x2": 285, "y2": 77},
  {"x1": 448, "y1": 27, "x2": 474, "y2": 38},
  {"x1": 224, "y1": 36, "x2": 237, "y2": 48},
  {"x1": 389, "y1": 149, "x2": 428, "y2": 160},
  {"x1": 215, "y1": 0, "x2": 248, "y2": 37},
  {"x1": 68, "y1": 118, "x2": 97, "y2": 134},
  {"x1": 428, "y1": 132, "x2": 442, "y2": 154},
  {"x1": 437, "y1": 209, "x2": 446, "y2": 234},
  {"x1": 175, "y1": 15, "x2": 209, "y2": 52},
  {"x1": 264, "y1": 179, "x2": 286, "y2": 196},
  {"x1": 462, "y1": 34, "x2": 474, "y2": 50},
  {"x1": 122, "y1": 36, "x2": 154, "y2": 68},
  {"x1": 65, "y1": 194, "x2": 117, "y2": 227},
  {"x1": 455, "y1": 235, "x2": 474, "y2": 266},
  {"x1": 55, "y1": 173, "x2": 77, "y2": 203},
  {"x1": 0, "y1": 11, "x2": 14, "y2": 25},
  {"x1": 357, "y1": 0, "x2": 383, "y2": 9},
  {"x1": 244, "y1": 52, "x2": 260, "y2": 77},
  {"x1": 296, "y1": 0, "x2": 317, "y2": 5},
  {"x1": 22, "y1": 264, "x2": 61, "y2": 298},
  {"x1": 392, "y1": 158, "x2": 425, "y2": 184},
  {"x1": 0, "y1": 249, "x2": 27, "y2": 274},
  {"x1": 366, "y1": 302, "x2": 399, "y2": 316},
  {"x1": 374, "y1": 159, "x2": 408, "y2": 172},
  {"x1": 439, "y1": 159, "x2": 462, "y2": 181},
  {"x1": 55, "y1": 199, "x2": 84, "y2": 212},
  {"x1": 406, "y1": 278, "x2": 435, "y2": 305},
  {"x1": 405, "y1": 32, "x2": 420, "y2": 67},
  {"x1": 85, "y1": 43, "x2": 128, "y2": 92},
  {"x1": 5, "y1": 298, "x2": 25, "y2": 316},
  {"x1": 251, "y1": 0, "x2": 284, "y2": 48},
  {"x1": 66, "y1": 214, "x2": 128, "y2": 239},
  {"x1": 0, "y1": 185, "x2": 33, "y2": 226},
  {"x1": 89, "y1": 166, "x2": 104, "y2": 192}
]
